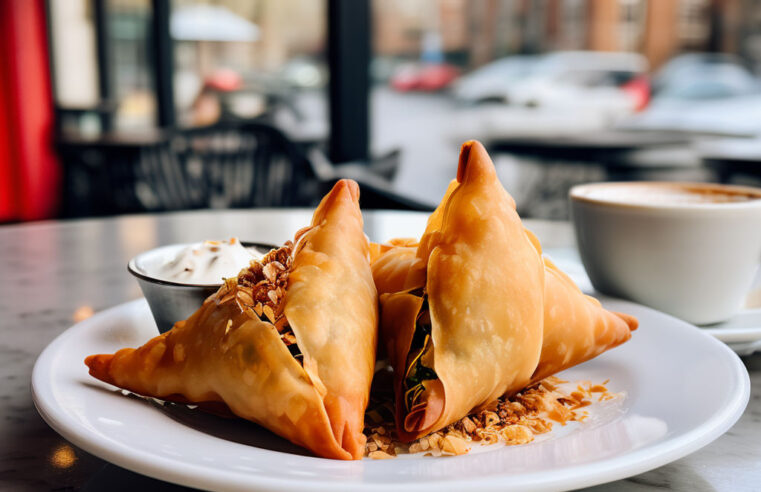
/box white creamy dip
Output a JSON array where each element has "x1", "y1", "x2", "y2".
[{"x1": 156, "y1": 238, "x2": 262, "y2": 284}]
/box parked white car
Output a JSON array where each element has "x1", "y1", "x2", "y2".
[
  {"x1": 504, "y1": 51, "x2": 648, "y2": 116},
  {"x1": 452, "y1": 56, "x2": 539, "y2": 104},
  {"x1": 622, "y1": 54, "x2": 761, "y2": 136}
]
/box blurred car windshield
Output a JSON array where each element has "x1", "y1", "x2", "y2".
[
  {"x1": 453, "y1": 56, "x2": 538, "y2": 102},
  {"x1": 507, "y1": 52, "x2": 647, "y2": 95},
  {"x1": 656, "y1": 64, "x2": 758, "y2": 100},
  {"x1": 535, "y1": 51, "x2": 648, "y2": 77},
  {"x1": 467, "y1": 57, "x2": 537, "y2": 79}
]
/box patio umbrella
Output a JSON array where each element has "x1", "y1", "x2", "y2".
[{"x1": 170, "y1": 4, "x2": 259, "y2": 42}]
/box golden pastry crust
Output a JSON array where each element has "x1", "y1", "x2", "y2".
[
  {"x1": 371, "y1": 143, "x2": 637, "y2": 443},
  {"x1": 370, "y1": 180, "x2": 458, "y2": 298},
  {"x1": 285, "y1": 179, "x2": 378, "y2": 458},
  {"x1": 371, "y1": 245, "x2": 422, "y2": 297},
  {"x1": 375, "y1": 251, "x2": 637, "y2": 411},
  {"x1": 382, "y1": 141, "x2": 545, "y2": 442},
  {"x1": 531, "y1": 258, "x2": 637, "y2": 383},
  {"x1": 86, "y1": 179, "x2": 377, "y2": 460}
]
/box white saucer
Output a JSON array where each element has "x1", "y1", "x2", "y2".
[
  {"x1": 546, "y1": 247, "x2": 761, "y2": 355},
  {"x1": 32, "y1": 298, "x2": 748, "y2": 492}
]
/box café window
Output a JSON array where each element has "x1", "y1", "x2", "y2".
[{"x1": 47, "y1": 0, "x2": 328, "y2": 135}]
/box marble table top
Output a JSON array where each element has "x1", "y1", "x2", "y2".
[{"x1": 1, "y1": 209, "x2": 758, "y2": 491}]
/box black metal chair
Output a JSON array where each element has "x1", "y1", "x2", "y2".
[
  {"x1": 307, "y1": 147, "x2": 433, "y2": 211},
  {"x1": 58, "y1": 120, "x2": 433, "y2": 217},
  {"x1": 59, "y1": 121, "x2": 318, "y2": 216},
  {"x1": 156, "y1": 121, "x2": 316, "y2": 209}
]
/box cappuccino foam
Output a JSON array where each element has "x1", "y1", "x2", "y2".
[{"x1": 577, "y1": 183, "x2": 761, "y2": 206}]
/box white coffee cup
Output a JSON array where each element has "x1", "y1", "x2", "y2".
[{"x1": 569, "y1": 181, "x2": 761, "y2": 325}]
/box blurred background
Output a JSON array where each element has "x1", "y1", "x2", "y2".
[{"x1": 3, "y1": 0, "x2": 761, "y2": 222}]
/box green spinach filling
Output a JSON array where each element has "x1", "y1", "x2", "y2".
[{"x1": 403, "y1": 296, "x2": 439, "y2": 412}]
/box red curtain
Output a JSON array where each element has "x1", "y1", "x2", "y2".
[{"x1": 0, "y1": 0, "x2": 59, "y2": 222}]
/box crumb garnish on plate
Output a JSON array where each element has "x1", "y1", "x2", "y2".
[{"x1": 364, "y1": 376, "x2": 619, "y2": 458}]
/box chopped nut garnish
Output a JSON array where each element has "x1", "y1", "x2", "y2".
[
  {"x1": 368, "y1": 450, "x2": 394, "y2": 460},
  {"x1": 460, "y1": 416, "x2": 476, "y2": 434},
  {"x1": 212, "y1": 242, "x2": 303, "y2": 364},
  {"x1": 267, "y1": 290, "x2": 279, "y2": 304},
  {"x1": 439, "y1": 435, "x2": 469, "y2": 455},
  {"x1": 236, "y1": 290, "x2": 254, "y2": 306},
  {"x1": 363, "y1": 376, "x2": 619, "y2": 458}
]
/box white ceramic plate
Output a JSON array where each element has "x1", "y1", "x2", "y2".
[
  {"x1": 546, "y1": 247, "x2": 761, "y2": 354},
  {"x1": 32, "y1": 298, "x2": 749, "y2": 492}
]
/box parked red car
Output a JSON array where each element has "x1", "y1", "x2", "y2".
[
  {"x1": 621, "y1": 75, "x2": 651, "y2": 112},
  {"x1": 390, "y1": 63, "x2": 460, "y2": 92}
]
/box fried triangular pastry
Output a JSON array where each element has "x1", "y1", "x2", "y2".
[
  {"x1": 532, "y1": 257, "x2": 637, "y2": 382},
  {"x1": 372, "y1": 141, "x2": 637, "y2": 441},
  {"x1": 86, "y1": 180, "x2": 378, "y2": 460},
  {"x1": 380, "y1": 141, "x2": 545, "y2": 441}
]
